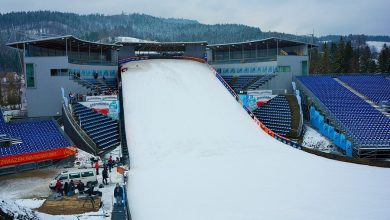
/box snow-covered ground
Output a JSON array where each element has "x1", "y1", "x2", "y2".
[
  {"x1": 122, "y1": 59, "x2": 390, "y2": 220},
  {"x1": 302, "y1": 124, "x2": 339, "y2": 154},
  {"x1": 0, "y1": 148, "x2": 127, "y2": 219},
  {"x1": 366, "y1": 41, "x2": 389, "y2": 53}
]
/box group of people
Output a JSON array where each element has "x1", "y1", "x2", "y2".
[
  {"x1": 69, "y1": 92, "x2": 84, "y2": 104},
  {"x1": 55, "y1": 179, "x2": 85, "y2": 197},
  {"x1": 93, "y1": 155, "x2": 116, "y2": 185},
  {"x1": 54, "y1": 155, "x2": 124, "y2": 206}
]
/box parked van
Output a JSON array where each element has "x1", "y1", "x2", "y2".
[{"x1": 49, "y1": 169, "x2": 98, "y2": 189}]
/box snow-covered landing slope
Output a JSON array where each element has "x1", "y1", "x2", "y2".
[{"x1": 122, "y1": 59, "x2": 390, "y2": 220}]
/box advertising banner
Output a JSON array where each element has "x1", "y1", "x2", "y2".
[
  {"x1": 79, "y1": 97, "x2": 120, "y2": 119},
  {"x1": 0, "y1": 146, "x2": 77, "y2": 167},
  {"x1": 246, "y1": 90, "x2": 277, "y2": 107},
  {"x1": 85, "y1": 95, "x2": 118, "y2": 102}
]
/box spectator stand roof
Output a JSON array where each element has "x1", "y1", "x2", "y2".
[
  {"x1": 208, "y1": 37, "x2": 318, "y2": 52},
  {"x1": 118, "y1": 41, "x2": 208, "y2": 52},
  {"x1": 7, "y1": 35, "x2": 121, "y2": 53}
]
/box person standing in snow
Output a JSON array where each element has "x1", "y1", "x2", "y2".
[
  {"x1": 68, "y1": 180, "x2": 75, "y2": 196},
  {"x1": 102, "y1": 168, "x2": 108, "y2": 185},
  {"x1": 108, "y1": 155, "x2": 113, "y2": 172},
  {"x1": 95, "y1": 160, "x2": 99, "y2": 175},
  {"x1": 63, "y1": 182, "x2": 69, "y2": 196},
  {"x1": 78, "y1": 181, "x2": 85, "y2": 194},
  {"x1": 55, "y1": 180, "x2": 62, "y2": 194},
  {"x1": 114, "y1": 183, "x2": 123, "y2": 205}
]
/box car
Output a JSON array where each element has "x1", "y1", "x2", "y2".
[{"x1": 49, "y1": 169, "x2": 98, "y2": 190}]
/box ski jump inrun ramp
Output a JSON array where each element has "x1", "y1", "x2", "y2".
[{"x1": 121, "y1": 59, "x2": 390, "y2": 220}]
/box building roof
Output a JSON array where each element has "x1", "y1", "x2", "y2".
[
  {"x1": 119, "y1": 41, "x2": 208, "y2": 52},
  {"x1": 208, "y1": 37, "x2": 318, "y2": 51},
  {"x1": 7, "y1": 35, "x2": 121, "y2": 52}
]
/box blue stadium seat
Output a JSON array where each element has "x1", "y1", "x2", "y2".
[
  {"x1": 253, "y1": 95, "x2": 292, "y2": 136},
  {"x1": 0, "y1": 116, "x2": 72, "y2": 158},
  {"x1": 338, "y1": 75, "x2": 390, "y2": 105},
  {"x1": 297, "y1": 76, "x2": 390, "y2": 148},
  {"x1": 73, "y1": 104, "x2": 120, "y2": 150}
]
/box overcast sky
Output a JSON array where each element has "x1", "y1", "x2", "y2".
[{"x1": 1, "y1": 0, "x2": 389, "y2": 36}]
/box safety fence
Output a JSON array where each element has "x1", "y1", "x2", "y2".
[{"x1": 310, "y1": 106, "x2": 353, "y2": 156}]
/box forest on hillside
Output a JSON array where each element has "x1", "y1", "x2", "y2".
[
  {"x1": 0, "y1": 11, "x2": 389, "y2": 74},
  {"x1": 310, "y1": 37, "x2": 390, "y2": 74}
]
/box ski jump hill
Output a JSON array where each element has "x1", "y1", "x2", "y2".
[{"x1": 121, "y1": 58, "x2": 390, "y2": 220}]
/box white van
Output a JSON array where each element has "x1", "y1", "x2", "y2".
[{"x1": 49, "y1": 169, "x2": 98, "y2": 189}]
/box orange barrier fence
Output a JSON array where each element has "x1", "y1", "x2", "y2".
[{"x1": 0, "y1": 146, "x2": 77, "y2": 167}]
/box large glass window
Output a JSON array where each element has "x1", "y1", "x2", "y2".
[
  {"x1": 25, "y1": 63, "x2": 35, "y2": 88},
  {"x1": 50, "y1": 69, "x2": 69, "y2": 76},
  {"x1": 278, "y1": 66, "x2": 291, "y2": 73}
]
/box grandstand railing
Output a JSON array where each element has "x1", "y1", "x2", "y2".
[
  {"x1": 62, "y1": 104, "x2": 100, "y2": 155},
  {"x1": 208, "y1": 56, "x2": 277, "y2": 65},
  {"x1": 68, "y1": 57, "x2": 117, "y2": 66}
]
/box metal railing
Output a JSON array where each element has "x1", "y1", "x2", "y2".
[
  {"x1": 62, "y1": 103, "x2": 99, "y2": 155},
  {"x1": 68, "y1": 57, "x2": 117, "y2": 66}
]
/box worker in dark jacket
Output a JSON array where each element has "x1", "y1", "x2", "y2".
[
  {"x1": 78, "y1": 181, "x2": 85, "y2": 194},
  {"x1": 102, "y1": 168, "x2": 108, "y2": 185},
  {"x1": 114, "y1": 183, "x2": 123, "y2": 205},
  {"x1": 63, "y1": 182, "x2": 69, "y2": 196}
]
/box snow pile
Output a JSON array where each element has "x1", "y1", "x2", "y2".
[
  {"x1": 366, "y1": 41, "x2": 389, "y2": 52},
  {"x1": 122, "y1": 59, "x2": 390, "y2": 220},
  {"x1": 302, "y1": 125, "x2": 336, "y2": 153},
  {"x1": 0, "y1": 199, "x2": 39, "y2": 219},
  {"x1": 15, "y1": 199, "x2": 45, "y2": 209},
  {"x1": 73, "y1": 148, "x2": 96, "y2": 168},
  {"x1": 115, "y1": 36, "x2": 155, "y2": 43}
]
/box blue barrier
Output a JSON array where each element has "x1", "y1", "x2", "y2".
[{"x1": 310, "y1": 106, "x2": 353, "y2": 157}]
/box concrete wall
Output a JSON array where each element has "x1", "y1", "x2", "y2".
[
  {"x1": 259, "y1": 73, "x2": 294, "y2": 94},
  {"x1": 277, "y1": 55, "x2": 308, "y2": 76},
  {"x1": 24, "y1": 56, "x2": 116, "y2": 117}
]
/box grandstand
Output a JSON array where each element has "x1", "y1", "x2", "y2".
[
  {"x1": 0, "y1": 109, "x2": 76, "y2": 171},
  {"x1": 296, "y1": 76, "x2": 390, "y2": 158},
  {"x1": 253, "y1": 95, "x2": 292, "y2": 136},
  {"x1": 338, "y1": 75, "x2": 390, "y2": 106},
  {"x1": 73, "y1": 103, "x2": 120, "y2": 150}
]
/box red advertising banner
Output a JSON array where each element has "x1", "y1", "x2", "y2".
[{"x1": 0, "y1": 146, "x2": 77, "y2": 167}]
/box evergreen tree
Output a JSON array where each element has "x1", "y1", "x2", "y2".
[
  {"x1": 378, "y1": 44, "x2": 390, "y2": 73},
  {"x1": 368, "y1": 60, "x2": 377, "y2": 73},
  {"x1": 351, "y1": 47, "x2": 360, "y2": 73},
  {"x1": 359, "y1": 46, "x2": 372, "y2": 73},
  {"x1": 334, "y1": 37, "x2": 345, "y2": 73},
  {"x1": 319, "y1": 43, "x2": 330, "y2": 73},
  {"x1": 309, "y1": 48, "x2": 320, "y2": 74},
  {"x1": 343, "y1": 41, "x2": 353, "y2": 73},
  {"x1": 329, "y1": 42, "x2": 338, "y2": 73}
]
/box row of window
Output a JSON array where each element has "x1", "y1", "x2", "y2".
[
  {"x1": 215, "y1": 65, "x2": 291, "y2": 75},
  {"x1": 25, "y1": 63, "x2": 117, "y2": 88}
]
